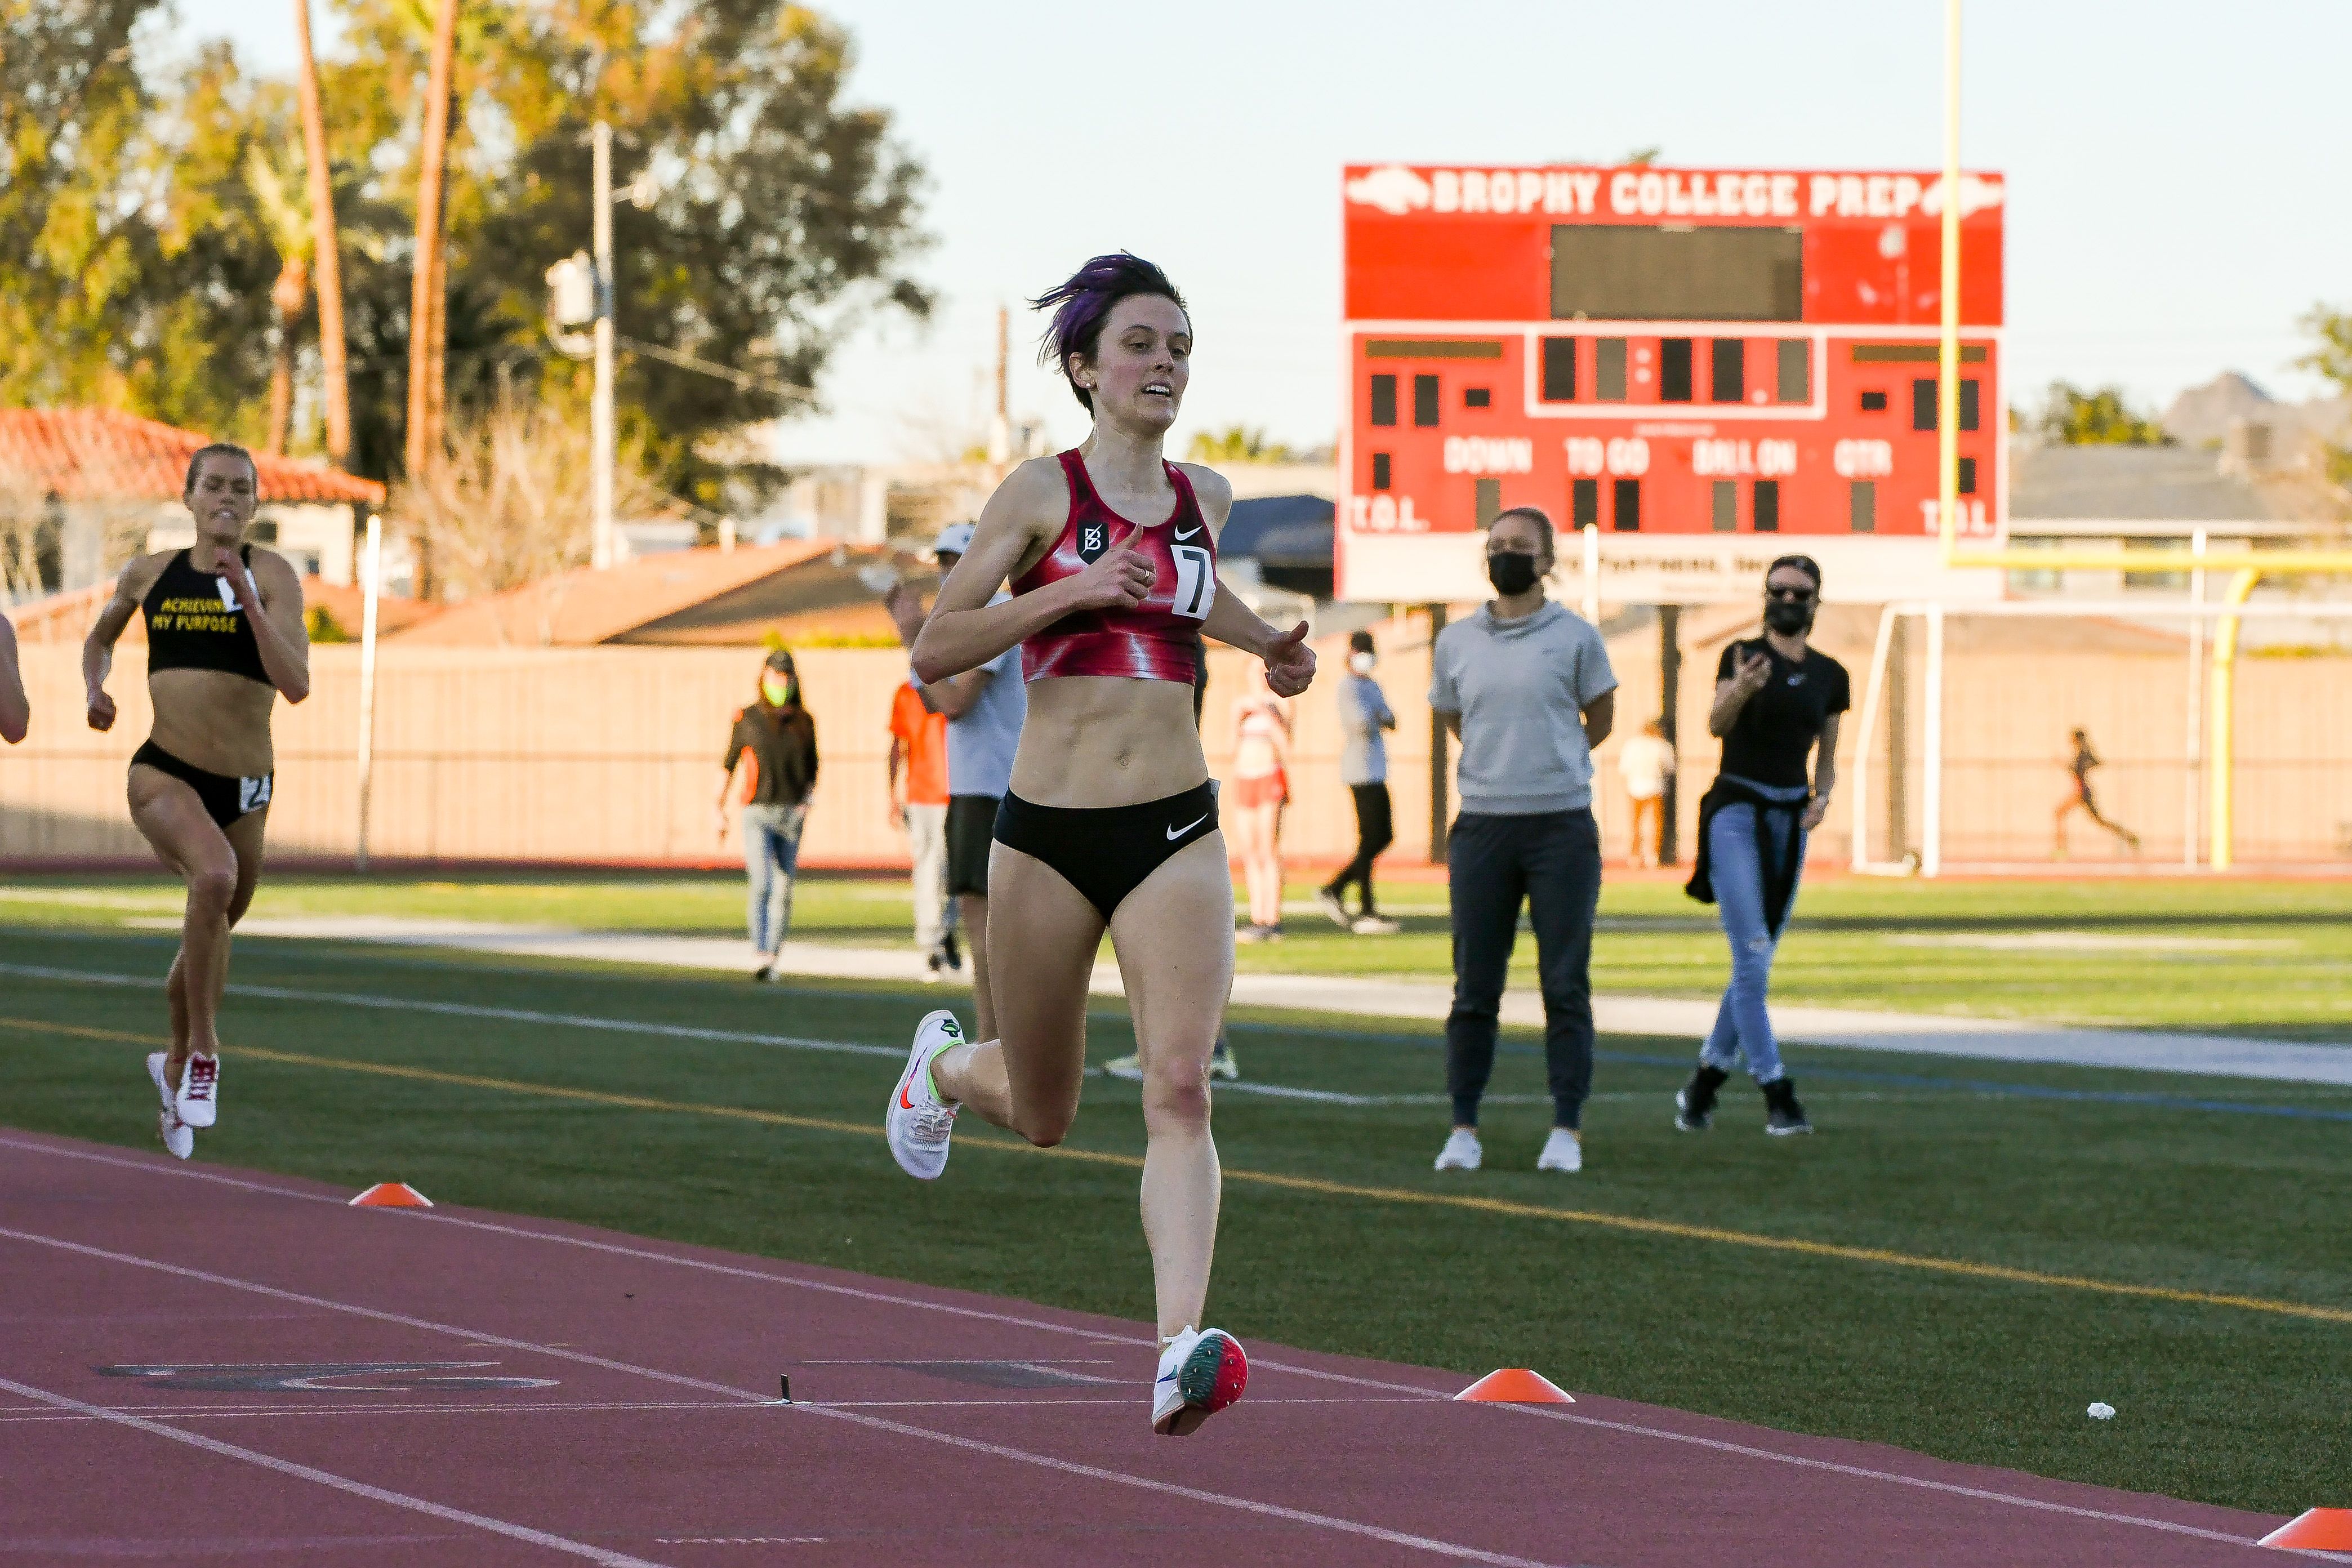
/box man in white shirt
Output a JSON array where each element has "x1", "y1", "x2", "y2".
[{"x1": 1618, "y1": 719, "x2": 1677, "y2": 869}]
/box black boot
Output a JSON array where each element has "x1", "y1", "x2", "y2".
[
  {"x1": 1675, "y1": 1064, "x2": 1730, "y2": 1132},
  {"x1": 1761, "y1": 1076, "x2": 1813, "y2": 1137}
]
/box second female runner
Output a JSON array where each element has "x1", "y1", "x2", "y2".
[{"x1": 884, "y1": 254, "x2": 1314, "y2": 1435}]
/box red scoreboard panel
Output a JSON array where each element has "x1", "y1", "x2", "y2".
[{"x1": 1337, "y1": 164, "x2": 2007, "y2": 604}]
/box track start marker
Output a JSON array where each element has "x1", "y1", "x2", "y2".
[
  {"x1": 1454, "y1": 1368, "x2": 1575, "y2": 1404},
  {"x1": 2261, "y1": 1508, "x2": 2352, "y2": 1550},
  {"x1": 349, "y1": 1182, "x2": 434, "y2": 1209}
]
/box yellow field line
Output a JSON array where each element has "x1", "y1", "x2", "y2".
[{"x1": 8, "y1": 1013, "x2": 2348, "y2": 1329}]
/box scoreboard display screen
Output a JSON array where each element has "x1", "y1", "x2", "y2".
[{"x1": 1338, "y1": 164, "x2": 2007, "y2": 603}]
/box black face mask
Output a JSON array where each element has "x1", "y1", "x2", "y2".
[
  {"x1": 1763, "y1": 598, "x2": 1815, "y2": 635},
  {"x1": 1487, "y1": 551, "x2": 1541, "y2": 597}
]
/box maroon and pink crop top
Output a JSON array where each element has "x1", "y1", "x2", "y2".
[{"x1": 1012, "y1": 449, "x2": 1218, "y2": 684}]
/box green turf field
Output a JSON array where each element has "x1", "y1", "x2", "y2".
[
  {"x1": 4, "y1": 868, "x2": 2346, "y2": 1040},
  {"x1": 3, "y1": 887, "x2": 2347, "y2": 1513}
]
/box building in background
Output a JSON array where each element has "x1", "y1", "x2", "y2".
[{"x1": 0, "y1": 408, "x2": 383, "y2": 600}]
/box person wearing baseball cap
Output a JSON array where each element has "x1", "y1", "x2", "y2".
[{"x1": 883, "y1": 522, "x2": 1027, "y2": 1039}]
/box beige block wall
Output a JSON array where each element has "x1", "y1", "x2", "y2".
[{"x1": 4, "y1": 629, "x2": 2345, "y2": 868}]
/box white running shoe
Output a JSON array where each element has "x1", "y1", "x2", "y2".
[
  {"x1": 1536, "y1": 1128, "x2": 1584, "y2": 1173},
  {"x1": 176, "y1": 1052, "x2": 219, "y2": 1129},
  {"x1": 148, "y1": 1054, "x2": 193, "y2": 1160},
  {"x1": 1434, "y1": 1129, "x2": 1482, "y2": 1171},
  {"x1": 1152, "y1": 1326, "x2": 1248, "y2": 1436},
  {"x1": 885, "y1": 1010, "x2": 963, "y2": 1180}
]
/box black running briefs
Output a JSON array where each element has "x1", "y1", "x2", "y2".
[
  {"x1": 992, "y1": 781, "x2": 1219, "y2": 923},
  {"x1": 131, "y1": 740, "x2": 273, "y2": 830}
]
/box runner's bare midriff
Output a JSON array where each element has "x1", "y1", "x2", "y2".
[
  {"x1": 142, "y1": 667, "x2": 276, "y2": 776},
  {"x1": 1009, "y1": 676, "x2": 1208, "y2": 809}
]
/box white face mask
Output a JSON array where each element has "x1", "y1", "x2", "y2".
[{"x1": 1348, "y1": 651, "x2": 1375, "y2": 676}]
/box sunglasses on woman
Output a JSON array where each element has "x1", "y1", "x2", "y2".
[{"x1": 1765, "y1": 585, "x2": 1816, "y2": 603}]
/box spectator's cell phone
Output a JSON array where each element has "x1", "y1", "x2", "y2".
[{"x1": 857, "y1": 561, "x2": 900, "y2": 595}]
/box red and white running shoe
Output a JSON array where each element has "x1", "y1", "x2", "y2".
[
  {"x1": 885, "y1": 1010, "x2": 963, "y2": 1180},
  {"x1": 148, "y1": 1053, "x2": 194, "y2": 1161},
  {"x1": 1152, "y1": 1326, "x2": 1248, "y2": 1435},
  {"x1": 176, "y1": 1052, "x2": 219, "y2": 1129}
]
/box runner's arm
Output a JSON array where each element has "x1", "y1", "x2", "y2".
[
  {"x1": 82, "y1": 555, "x2": 164, "y2": 731},
  {"x1": 237, "y1": 547, "x2": 312, "y2": 703},
  {"x1": 911, "y1": 460, "x2": 1108, "y2": 682}
]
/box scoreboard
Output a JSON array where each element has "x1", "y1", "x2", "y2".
[{"x1": 1337, "y1": 164, "x2": 2007, "y2": 604}]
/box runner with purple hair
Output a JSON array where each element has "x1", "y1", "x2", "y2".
[{"x1": 882, "y1": 252, "x2": 1317, "y2": 1436}]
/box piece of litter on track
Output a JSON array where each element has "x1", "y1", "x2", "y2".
[{"x1": 2087, "y1": 1402, "x2": 2115, "y2": 1420}]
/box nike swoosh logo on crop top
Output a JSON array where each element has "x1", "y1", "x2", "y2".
[
  {"x1": 1174, "y1": 524, "x2": 1202, "y2": 540},
  {"x1": 1166, "y1": 813, "x2": 1209, "y2": 840}
]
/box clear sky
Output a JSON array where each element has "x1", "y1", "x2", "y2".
[{"x1": 185, "y1": 1, "x2": 2351, "y2": 464}]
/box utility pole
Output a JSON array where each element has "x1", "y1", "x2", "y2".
[
  {"x1": 590, "y1": 120, "x2": 617, "y2": 570},
  {"x1": 987, "y1": 305, "x2": 1011, "y2": 468}
]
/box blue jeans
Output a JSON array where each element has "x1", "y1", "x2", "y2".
[
  {"x1": 1701, "y1": 799, "x2": 1806, "y2": 1085},
  {"x1": 741, "y1": 803, "x2": 805, "y2": 955}
]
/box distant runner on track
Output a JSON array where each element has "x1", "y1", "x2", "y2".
[
  {"x1": 883, "y1": 253, "x2": 1315, "y2": 1435},
  {"x1": 84, "y1": 443, "x2": 310, "y2": 1159}
]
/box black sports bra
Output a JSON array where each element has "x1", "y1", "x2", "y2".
[{"x1": 141, "y1": 547, "x2": 270, "y2": 684}]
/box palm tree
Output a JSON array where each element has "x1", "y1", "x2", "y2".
[
  {"x1": 293, "y1": 0, "x2": 350, "y2": 466},
  {"x1": 404, "y1": 0, "x2": 460, "y2": 595},
  {"x1": 243, "y1": 145, "x2": 311, "y2": 456}
]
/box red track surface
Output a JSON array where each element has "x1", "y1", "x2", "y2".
[{"x1": 0, "y1": 1129, "x2": 2286, "y2": 1566}]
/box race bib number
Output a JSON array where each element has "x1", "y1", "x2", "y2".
[
  {"x1": 240, "y1": 776, "x2": 272, "y2": 813},
  {"x1": 1170, "y1": 545, "x2": 1215, "y2": 621}
]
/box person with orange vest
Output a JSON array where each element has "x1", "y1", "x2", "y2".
[{"x1": 887, "y1": 675, "x2": 961, "y2": 979}]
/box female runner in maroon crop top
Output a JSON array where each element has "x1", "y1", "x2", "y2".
[
  {"x1": 84, "y1": 443, "x2": 311, "y2": 1160},
  {"x1": 883, "y1": 253, "x2": 1315, "y2": 1436}
]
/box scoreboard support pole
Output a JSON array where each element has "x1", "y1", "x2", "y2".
[
  {"x1": 1659, "y1": 606, "x2": 1682, "y2": 866},
  {"x1": 1427, "y1": 603, "x2": 1449, "y2": 866}
]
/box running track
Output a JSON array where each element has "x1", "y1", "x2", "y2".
[{"x1": 0, "y1": 1130, "x2": 2290, "y2": 1566}]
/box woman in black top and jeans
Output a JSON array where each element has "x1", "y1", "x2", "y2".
[{"x1": 1678, "y1": 555, "x2": 1847, "y2": 1137}]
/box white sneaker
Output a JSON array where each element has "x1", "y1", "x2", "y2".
[
  {"x1": 1537, "y1": 1128, "x2": 1584, "y2": 1173},
  {"x1": 1434, "y1": 1129, "x2": 1482, "y2": 1171},
  {"x1": 1350, "y1": 915, "x2": 1402, "y2": 936},
  {"x1": 1101, "y1": 1052, "x2": 1143, "y2": 1081},
  {"x1": 176, "y1": 1052, "x2": 219, "y2": 1129},
  {"x1": 1152, "y1": 1326, "x2": 1248, "y2": 1435},
  {"x1": 148, "y1": 1054, "x2": 193, "y2": 1160},
  {"x1": 885, "y1": 1010, "x2": 963, "y2": 1180}
]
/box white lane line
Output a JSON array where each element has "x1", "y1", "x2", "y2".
[
  {"x1": 0, "y1": 1225, "x2": 1583, "y2": 1568},
  {"x1": 0, "y1": 1374, "x2": 673, "y2": 1568},
  {"x1": 0, "y1": 962, "x2": 902, "y2": 1061},
  {"x1": 0, "y1": 1136, "x2": 2280, "y2": 1554},
  {"x1": 0, "y1": 1395, "x2": 1427, "y2": 1426}
]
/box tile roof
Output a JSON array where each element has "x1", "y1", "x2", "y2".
[
  {"x1": 391, "y1": 539, "x2": 862, "y2": 647},
  {"x1": 0, "y1": 407, "x2": 385, "y2": 505}
]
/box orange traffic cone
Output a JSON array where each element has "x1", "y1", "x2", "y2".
[
  {"x1": 2260, "y1": 1509, "x2": 2352, "y2": 1551},
  {"x1": 1454, "y1": 1369, "x2": 1575, "y2": 1404},
  {"x1": 349, "y1": 1182, "x2": 433, "y2": 1209}
]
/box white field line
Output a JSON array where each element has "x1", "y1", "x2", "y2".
[
  {"x1": 0, "y1": 1224, "x2": 1583, "y2": 1568},
  {"x1": 0, "y1": 1374, "x2": 674, "y2": 1568},
  {"x1": 0, "y1": 1137, "x2": 2279, "y2": 1554}
]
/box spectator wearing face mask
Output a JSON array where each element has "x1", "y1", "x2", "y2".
[
  {"x1": 1676, "y1": 554, "x2": 1847, "y2": 1138},
  {"x1": 1428, "y1": 506, "x2": 1616, "y2": 1177},
  {"x1": 719, "y1": 649, "x2": 819, "y2": 982},
  {"x1": 1316, "y1": 629, "x2": 1400, "y2": 934}
]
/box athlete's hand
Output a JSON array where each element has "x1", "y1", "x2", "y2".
[
  {"x1": 1066, "y1": 522, "x2": 1154, "y2": 613},
  {"x1": 87, "y1": 685, "x2": 117, "y2": 732},
  {"x1": 1262, "y1": 622, "x2": 1316, "y2": 698},
  {"x1": 1731, "y1": 648, "x2": 1771, "y2": 698}
]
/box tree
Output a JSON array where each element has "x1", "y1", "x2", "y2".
[
  {"x1": 243, "y1": 142, "x2": 312, "y2": 453},
  {"x1": 1188, "y1": 425, "x2": 1293, "y2": 464},
  {"x1": 2033, "y1": 381, "x2": 2170, "y2": 447},
  {"x1": 403, "y1": 0, "x2": 461, "y2": 595},
  {"x1": 2294, "y1": 304, "x2": 2352, "y2": 491},
  {"x1": 293, "y1": 0, "x2": 351, "y2": 466}
]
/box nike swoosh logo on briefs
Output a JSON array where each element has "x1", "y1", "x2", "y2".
[
  {"x1": 1166, "y1": 813, "x2": 1210, "y2": 840},
  {"x1": 1174, "y1": 524, "x2": 1202, "y2": 540}
]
